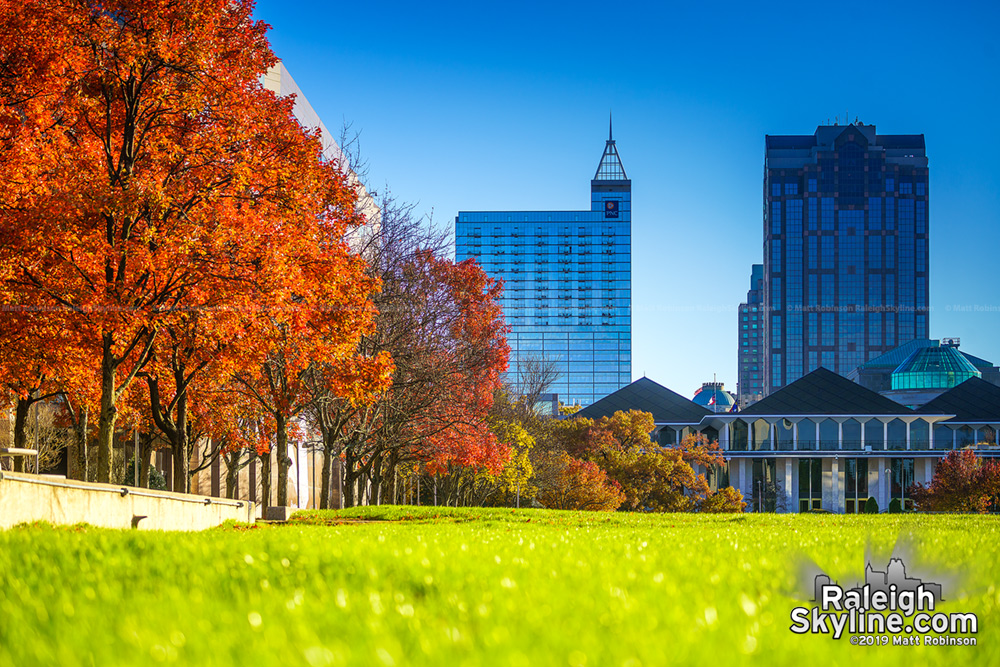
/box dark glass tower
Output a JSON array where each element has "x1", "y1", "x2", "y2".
[
  {"x1": 454, "y1": 123, "x2": 631, "y2": 406},
  {"x1": 737, "y1": 264, "x2": 764, "y2": 408},
  {"x1": 763, "y1": 123, "x2": 929, "y2": 393}
]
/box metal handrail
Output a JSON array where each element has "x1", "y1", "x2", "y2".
[{"x1": 0, "y1": 472, "x2": 246, "y2": 508}]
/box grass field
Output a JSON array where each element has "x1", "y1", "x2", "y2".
[{"x1": 1, "y1": 507, "x2": 998, "y2": 666}]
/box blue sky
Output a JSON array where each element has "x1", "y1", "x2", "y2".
[{"x1": 254, "y1": 0, "x2": 1000, "y2": 397}]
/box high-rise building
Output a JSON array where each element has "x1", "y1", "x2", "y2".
[
  {"x1": 454, "y1": 123, "x2": 631, "y2": 407},
  {"x1": 737, "y1": 264, "x2": 764, "y2": 407},
  {"x1": 763, "y1": 123, "x2": 929, "y2": 394}
]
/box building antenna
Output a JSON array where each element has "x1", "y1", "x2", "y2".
[{"x1": 609, "y1": 110, "x2": 613, "y2": 142}]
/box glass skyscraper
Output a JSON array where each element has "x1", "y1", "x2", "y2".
[
  {"x1": 763, "y1": 123, "x2": 929, "y2": 393},
  {"x1": 737, "y1": 264, "x2": 764, "y2": 408},
  {"x1": 454, "y1": 125, "x2": 631, "y2": 406}
]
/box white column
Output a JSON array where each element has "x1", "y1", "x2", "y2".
[
  {"x1": 831, "y1": 456, "x2": 840, "y2": 513},
  {"x1": 906, "y1": 421, "x2": 911, "y2": 451},
  {"x1": 784, "y1": 458, "x2": 794, "y2": 513}
]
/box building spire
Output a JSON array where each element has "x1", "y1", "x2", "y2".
[{"x1": 594, "y1": 117, "x2": 628, "y2": 181}]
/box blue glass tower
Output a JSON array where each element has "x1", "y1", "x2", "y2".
[
  {"x1": 763, "y1": 123, "x2": 929, "y2": 393},
  {"x1": 454, "y1": 123, "x2": 631, "y2": 406}
]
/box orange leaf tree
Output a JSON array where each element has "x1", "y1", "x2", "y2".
[
  {"x1": 0, "y1": 0, "x2": 384, "y2": 484},
  {"x1": 546, "y1": 412, "x2": 744, "y2": 513}
]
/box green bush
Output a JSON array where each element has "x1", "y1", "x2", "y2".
[
  {"x1": 864, "y1": 496, "x2": 879, "y2": 514},
  {"x1": 888, "y1": 497, "x2": 903, "y2": 514},
  {"x1": 124, "y1": 457, "x2": 167, "y2": 491}
]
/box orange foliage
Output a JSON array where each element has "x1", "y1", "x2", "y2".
[
  {"x1": 0, "y1": 1, "x2": 389, "y2": 483},
  {"x1": 537, "y1": 452, "x2": 625, "y2": 512}
]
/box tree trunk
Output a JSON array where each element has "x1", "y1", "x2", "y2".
[
  {"x1": 225, "y1": 451, "x2": 239, "y2": 499},
  {"x1": 259, "y1": 451, "x2": 272, "y2": 511},
  {"x1": 96, "y1": 337, "x2": 118, "y2": 484},
  {"x1": 73, "y1": 407, "x2": 89, "y2": 481},
  {"x1": 169, "y1": 389, "x2": 189, "y2": 493},
  {"x1": 320, "y1": 446, "x2": 334, "y2": 510},
  {"x1": 12, "y1": 396, "x2": 31, "y2": 472},
  {"x1": 170, "y1": 429, "x2": 189, "y2": 494},
  {"x1": 276, "y1": 413, "x2": 289, "y2": 506},
  {"x1": 342, "y1": 449, "x2": 358, "y2": 507}
]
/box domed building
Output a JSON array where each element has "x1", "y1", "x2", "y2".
[
  {"x1": 692, "y1": 382, "x2": 737, "y2": 414},
  {"x1": 882, "y1": 340, "x2": 986, "y2": 408}
]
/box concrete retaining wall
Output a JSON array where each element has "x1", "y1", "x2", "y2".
[{"x1": 0, "y1": 471, "x2": 255, "y2": 531}]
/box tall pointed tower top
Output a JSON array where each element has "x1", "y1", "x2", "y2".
[{"x1": 594, "y1": 118, "x2": 628, "y2": 181}]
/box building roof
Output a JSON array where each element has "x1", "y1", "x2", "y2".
[
  {"x1": 878, "y1": 135, "x2": 926, "y2": 150},
  {"x1": 917, "y1": 377, "x2": 1000, "y2": 423},
  {"x1": 593, "y1": 118, "x2": 628, "y2": 181},
  {"x1": 765, "y1": 135, "x2": 816, "y2": 150},
  {"x1": 857, "y1": 339, "x2": 937, "y2": 370},
  {"x1": 574, "y1": 377, "x2": 710, "y2": 424},
  {"x1": 738, "y1": 367, "x2": 912, "y2": 416},
  {"x1": 892, "y1": 346, "x2": 981, "y2": 390},
  {"x1": 961, "y1": 351, "x2": 996, "y2": 370}
]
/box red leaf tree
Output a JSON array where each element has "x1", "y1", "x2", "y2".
[{"x1": 910, "y1": 449, "x2": 1000, "y2": 513}]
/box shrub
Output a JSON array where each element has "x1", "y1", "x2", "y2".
[
  {"x1": 124, "y1": 458, "x2": 167, "y2": 491},
  {"x1": 699, "y1": 486, "x2": 747, "y2": 513},
  {"x1": 864, "y1": 496, "x2": 879, "y2": 514},
  {"x1": 888, "y1": 497, "x2": 902, "y2": 514}
]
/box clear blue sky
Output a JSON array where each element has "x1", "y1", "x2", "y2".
[{"x1": 254, "y1": 0, "x2": 1000, "y2": 397}]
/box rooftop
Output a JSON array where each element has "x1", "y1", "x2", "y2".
[
  {"x1": 738, "y1": 368, "x2": 912, "y2": 416},
  {"x1": 574, "y1": 377, "x2": 710, "y2": 424},
  {"x1": 917, "y1": 377, "x2": 1000, "y2": 423}
]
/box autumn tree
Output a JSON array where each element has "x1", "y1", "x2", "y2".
[
  {"x1": 437, "y1": 417, "x2": 536, "y2": 507},
  {"x1": 304, "y1": 189, "x2": 509, "y2": 507},
  {"x1": 0, "y1": 0, "x2": 385, "y2": 485},
  {"x1": 541, "y1": 412, "x2": 744, "y2": 513},
  {"x1": 536, "y1": 452, "x2": 625, "y2": 512},
  {"x1": 910, "y1": 449, "x2": 1000, "y2": 513}
]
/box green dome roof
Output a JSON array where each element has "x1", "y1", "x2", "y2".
[{"x1": 891, "y1": 346, "x2": 981, "y2": 390}]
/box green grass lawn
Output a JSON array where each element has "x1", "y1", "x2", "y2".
[{"x1": 1, "y1": 508, "x2": 998, "y2": 666}]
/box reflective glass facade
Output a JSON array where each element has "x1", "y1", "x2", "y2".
[
  {"x1": 455, "y1": 132, "x2": 631, "y2": 406},
  {"x1": 891, "y1": 346, "x2": 981, "y2": 390},
  {"x1": 763, "y1": 124, "x2": 929, "y2": 393},
  {"x1": 737, "y1": 264, "x2": 764, "y2": 408}
]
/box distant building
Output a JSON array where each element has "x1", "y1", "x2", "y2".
[
  {"x1": 573, "y1": 368, "x2": 1000, "y2": 513},
  {"x1": 692, "y1": 382, "x2": 736, "y2": 414},
  {"x1": 455, "y1": 121, "x2": 631, "y2": 407},
  {"x1": 848, "y1": 338, "x2": 1000, "y2": 408},
  {"x1": 737, "y1": 264, "x2": 764, "y2": 407},
  {"x1": 763, "y1": 123, "x2": 929, "y2": 394}
]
